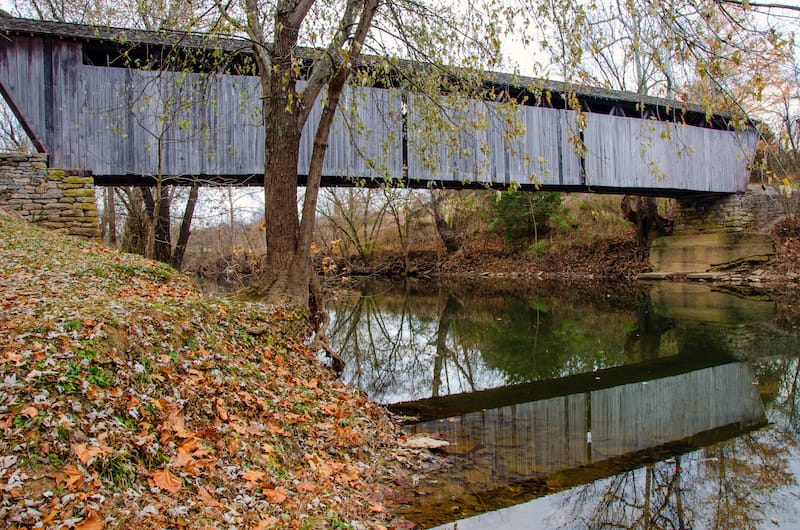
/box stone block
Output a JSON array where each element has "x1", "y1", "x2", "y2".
[
  {"x1": 69, "y1": 227, "x2": 100, "y2": 237},
  {"x1": 63, "y1": 189, "x2": 95, "y2": 198},
  {"x1": 63, "y1": 176, "x2": 93, "y2": 185}
]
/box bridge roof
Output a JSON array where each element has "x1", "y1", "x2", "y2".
[{"x1": 0, "y1": 13, "x2": 728, "y2": 127}]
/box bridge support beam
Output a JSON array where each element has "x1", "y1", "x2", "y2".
[
  {"x1": 0, "y1": 152, "x2": 98, "y2": 238},
  {"x1": 647, "y1": 186, "x2": 781, "y2": 275}
]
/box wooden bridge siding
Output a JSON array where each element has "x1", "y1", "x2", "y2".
[
  {"x1": 405, "y1": 99, "x2": 583, "y2": 187},
  {"x1": 500, "y1": 105, "x2": 583, "y2": 187},
  {"x1": 300, "y1": 84, "x2": 403, "y2": 180},
  {"x1": 0, "y1": 32, "x2": 756, "y2": 192},
  {"x1": 585, "y1": 114, "x2": 756, "y2": 193},
  {"x1": 406, "y1": 95, "x2": 492, "y2": 184},
  {"x1": 0, "y1": 35, "x2": 47, "y2": 150}
]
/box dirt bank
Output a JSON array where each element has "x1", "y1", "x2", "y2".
[{"x1": 0, "y1": 211, "x2": 424, "y2": 530}]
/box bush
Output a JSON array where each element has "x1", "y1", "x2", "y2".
[{"x1": 489, "y1": 191, "x2": 563, "y2": 245}]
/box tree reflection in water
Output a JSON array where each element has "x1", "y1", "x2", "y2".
[
  {"x1": 327, "y1": 278, "x2": 647, "y2": 403},
  {"x1": 328, "y1": 279, "x2": 800, "y2": 528}
]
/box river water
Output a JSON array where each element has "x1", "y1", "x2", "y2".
[{"x1": 326, "y1": 278, "x2": 800, "y2": 529}]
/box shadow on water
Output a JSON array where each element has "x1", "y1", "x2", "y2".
[{"x1": 326, "y1": 279, "x2": 800, "y2": 529}]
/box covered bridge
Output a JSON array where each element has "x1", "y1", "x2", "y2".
[{"x1": 0, "y1": 15, "x2": 758, "y2": 196}]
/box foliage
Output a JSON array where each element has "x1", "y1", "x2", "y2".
[{"x1": 489, "y1": 191, "x2": 563, "y2": 246}]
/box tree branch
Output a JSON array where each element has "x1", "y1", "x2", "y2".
[
  {"x1": 716, "y1": 0, "x2": 800, "y2": 12},
  {"x1": 299, "y1": 0, "x2": 362, "y2": 128}
]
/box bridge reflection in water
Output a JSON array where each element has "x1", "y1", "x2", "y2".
[{"x1": 392, "y1": 359, "x2": 766, "y2": 528}]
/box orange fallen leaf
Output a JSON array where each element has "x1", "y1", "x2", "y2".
[
  {"x1": 64, "y1": 465, "x2": 85, "y2": 491},
  {"x1": 151, "y1": 468, "x2": 182, "y2": 494},
  {"x1": 1, "y1": 352, "x2": 23, "y2": 364},
  {"x1": 170, "y1": 451, "x2": 193, "y2": 469},
  {"x1": 73, "y1": 443, "x2": 103, "y2": 465},
  {"x1": 21, "y1": 406, "x2": 37, "y2": 418},
  {"x1": 264, "y1": 487, "x2": 287, "y2": 504},
  {"x1": 215, "y1": 398, "x2": 229, "y2": 422},
  {"x1": 368, "y1": 502, "x2": 385, "y2": 513},
  {"x1": 242, "y1": 469, "x2": 265, "y2": 482},
  {"x1": 252, "y1": 517, "x2": 279, "y2": 530},
  {"x1": 198, "y1": 486, "x2": 226, "y2": 509},
  {"x1": 75, "y1": 512, "x2": 104, "y2": 530},
  {"x1": 178, "y1": 437, "x2": 199, "y2": 455},
  {"x1": 296, "y1": 482, "x2": 316, "y2": 492}
]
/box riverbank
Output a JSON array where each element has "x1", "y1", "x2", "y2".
[
  {"x1": 0, "y1": 210, "x2": 421, "y2": 530},
  {"x1": 329, "y1": 216, "x2": 800, "y2": 286}
]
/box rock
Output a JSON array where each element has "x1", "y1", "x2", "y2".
[{"x1": 400, "y1": 436, "x2": 450, "y2": 449}]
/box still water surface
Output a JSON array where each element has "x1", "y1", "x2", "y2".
[{"x1": 327, "y1": 279, "x2": 800, "y2": 529}]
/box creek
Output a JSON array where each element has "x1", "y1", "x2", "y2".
[{"x1": 326, "y1": 278, "x2": 800, "y2": 529}]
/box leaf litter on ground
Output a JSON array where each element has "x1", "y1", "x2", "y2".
[{"x1": 0, "y1": 212, "x2": 432, "y2": 529}]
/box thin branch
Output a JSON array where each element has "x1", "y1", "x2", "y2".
[{"x1": 716, "y1": 0, "x2": 800, "y2": 13}]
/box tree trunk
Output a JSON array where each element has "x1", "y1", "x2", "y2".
[
  {"x1": 431, "y1": 190, "x2": 461, "y2": 253},
  {"x1": 256, "y1": 8, "x2": 305, "y2": 306},
  {"x1": 255, "y1": 0, "x2": 378, "y2": 308},
  {"x1": 620, "y1": 195, "x2": 673, "y2": 248},
  {"x1": 142, "y1": 186, "x2": 173, "y2": 263},
  {"x1": 102, "y1": 186, "x2": 117, "y2": 246},
  {"x1": 169, "y1": 184, "x2": 198, "y2": 270},
  {"x1": 119, "y1": 187, "x2": 149, "y2": 256}
]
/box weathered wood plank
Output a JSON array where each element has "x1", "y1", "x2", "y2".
[{"x1": 584, "y1": 114, "x2": 755, "y2": 192}]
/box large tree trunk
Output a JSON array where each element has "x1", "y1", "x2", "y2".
[
  {"x1": 620, "y1": 195, "x2": 673, "y2": 248},
  {"x1": 102, "y1": 186, "x2": 117, "y2": 246},
  {"x1": 256, "y1": 9, "x2": 305, "y2": 306},
  {"x1": 255, "y1": 0, "x2": 378, "y2": 308}
]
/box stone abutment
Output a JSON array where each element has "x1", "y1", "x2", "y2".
[{"x1": 0, "y1": 153, "x2": 98, "y2": 238}]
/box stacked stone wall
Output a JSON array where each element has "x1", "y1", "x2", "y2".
[
  {"x1": 0, "y1": 153, "x2": 98, "y2": 238},
  {"x1": 674, "y1": 185, "x2": 785, "y2": 235}
]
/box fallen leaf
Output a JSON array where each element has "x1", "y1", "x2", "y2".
[
  {"x1": 296, "y1": 482, "x2": 316, "y2": 492},
  {"x1": 215, "y1": 398, "x2": 229, "y2": 421},
  {"x1": 75, "y1": 512, "x2": 104, "y2": 530},
  {"x1": 178, "y1": 437, "x2": 199, "y2": 455},
  {"x1": 198, "y1": 486, "x2": 226, "y2": 509},
  {"x1": 170, "y1": 451, "x2": 193, "y2": 469},
  {"x1": 368, "y1": 502, "x2": 385, "y2": 513},
  {"x1": 151, "y1": 468, "x2": 182, "y2": 494},
  {"x1": 242, "y1": 469, "x2": 265, "y2": 483},
  {"x1": 264, "y1": 487, "x2": 287, "y2": 504},
  {"x1": 65, "y1": 465, "x2": 85, "y2": 491},
  {"x1": 21, "y1": 406, "x2": 37, "y2": 418},
  {"x1": 73, "y1": 443, "x2": 103, "y2": 465},
  {"x1": 252, "y1": 517, "x2": 279, "y2": 530}
]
